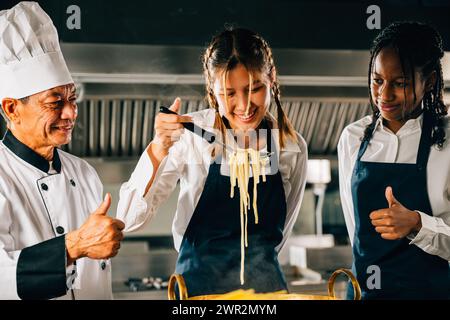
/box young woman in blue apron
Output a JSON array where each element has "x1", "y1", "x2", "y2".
[
  {"x1": 338, "y1": 22, "x2": 450, "y2": 299},
  {"x1": 117, "y1": 28, "x2": 308, "y2": 297}
]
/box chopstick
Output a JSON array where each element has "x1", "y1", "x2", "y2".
[{"x1": 159, "y1": 106, "x2": 228, "y2": 151}]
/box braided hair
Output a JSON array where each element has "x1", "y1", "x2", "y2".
[
  {"x1": 363, "y1": 21, "x2": 447, "y2": 149},
  {"x1": 202, "y1": 27, "x2": 297, "y2": 149}
]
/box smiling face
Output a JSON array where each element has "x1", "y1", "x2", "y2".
[
  {"x1": 370, "y1": 47, "x2": 429, "y2": 128},
  {"x1": 213, "y1": 64, "x2": 271, "y2": 132},
  {"x1": 8, "y1": 84, "x2": 78, "y2": 151}
]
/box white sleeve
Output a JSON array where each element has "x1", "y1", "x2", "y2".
[
  {"x1": 0, "y1": 192, "x2": 21, "y2": 299},
  {"x1": 409, "y1": 211, "x2": 450, "y2": 261},
  {"x1": 277, "y1": 135, "x2": 308, "y2": 251},
  {"x1": 337, "y1": 129, "x2": 356, "y2": 246},
  {"x1": 116, "y1": 140, "x2": 186, "y2": 232}
]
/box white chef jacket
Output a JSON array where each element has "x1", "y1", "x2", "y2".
[
  {"x1": 0, "y1": 131, "x2": 113, "y2": 300},
  {"x1": 338, "y1": 114, "x2": 450, "y2": 261},
  {"x1": 117, "y1": 108, "x2": 308, "y2": 252}
]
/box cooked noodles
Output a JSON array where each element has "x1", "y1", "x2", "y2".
[{"x1": 229, "y1": 148, "x2": 269, "y2": 285}]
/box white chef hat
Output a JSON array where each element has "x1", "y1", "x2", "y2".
[{"x1": 0, "y1": 1, "x2": 73, "y2": 102}]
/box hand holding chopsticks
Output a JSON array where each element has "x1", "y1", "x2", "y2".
[
  {"x1": 153, "y1": 98, "x2": 193, "y2": 151},
  {"x1": 159, "y1": 103, "x2": 273, "y2": 160}
]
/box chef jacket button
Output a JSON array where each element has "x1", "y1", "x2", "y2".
[
  {"x1": 70, "y1": 179, "x2": 76, "y2": 187},
  {"x1": 56, "y1": 226, "x2": 65, "y2": 234},
  {"x1": 72, "y1": 279, "x2": 75, "y2": 284},
  {"x1": 41, "y1": 183, "x2": 48, "y2": 191},
  {"x1": 418, "y1": 165, "x2": 423, "y2": 171},
  {"x1": 71, "y1": 269, "x2": 76, "y2": 275},
  {"x1": 101, "y1": 261, "x2": 106, "y2": 270}
]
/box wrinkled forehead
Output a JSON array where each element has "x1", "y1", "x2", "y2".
[{"x1": 35, "y1": 83, "x2": 76, "y2": 101}]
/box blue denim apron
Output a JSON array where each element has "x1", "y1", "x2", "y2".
[
  {"x1": 175, "y1": 121, "x2": 288, "y2": 297},
  {"x1": 348, "y1": 112, "x2": 450, "y2": 299}
]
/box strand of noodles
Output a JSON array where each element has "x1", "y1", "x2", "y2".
[
  {"x1": 245, "y1": 151, "x2": 250, "y2": 247},
  {"x1": 238, "y1": 150, "x2": 248, "y2": 285},
  {"x1": 249, "y1": 149, "x2": 260, "y2": 224},
  {"x1": 244, "y1": 152, "x2": 249, "y2": 248},
  {"x1": 230, "y1": 152, "x2": 236, "y2": 198},
  {"x1": 229, "y1": 148, "x2": 268, "y2": 285},
  {"x1": 232, "y1": 150, "x2": 247, "y2": 285},
  {"x1": 240, "y1": 180, "x2": 245, "y2": 286},
  {"x1": 237, "y1": 151, "x2": 249, "y2": 247},
  {"x1": 242, "y1": 150, "x2": 248, "y2": 285}
]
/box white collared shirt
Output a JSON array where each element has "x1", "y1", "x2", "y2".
[
  {"x1": 117, "y1": 108, "x2": 308, "y2": 252},
  {"x1": 338, "y1": 114, "x2": 450, "y2": 261}
]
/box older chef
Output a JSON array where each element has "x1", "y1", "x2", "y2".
[{"x1": 0, "y1": 2, "x2": 124, "y2": 300}]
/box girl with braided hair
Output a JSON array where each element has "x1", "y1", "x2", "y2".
[
  {"x1": 117, "y1": 28, "x2": 307, "y2": 297},
  {"x1": 338, "y1": 21, "x2": 450, "y2": 299}
]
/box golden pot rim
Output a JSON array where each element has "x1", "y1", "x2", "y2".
[{"x1": 168, "y1": 268, "x2": 361, "y2": 300}]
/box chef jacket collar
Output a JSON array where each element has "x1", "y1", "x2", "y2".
[{"x1": 2, "y1": 130, "x2": 61, "y2": 174}]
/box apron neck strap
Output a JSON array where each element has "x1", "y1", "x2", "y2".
[
  {"x1": 356, "y1": 118, "x2": 378, "y2": 161},
  {"x1": 416, "y1": 110, "x2": 433, "y2": 168}
]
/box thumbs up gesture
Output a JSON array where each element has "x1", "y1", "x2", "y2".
[
  {"x1": 66, "y1": 193, "x2": 125, "y2": 264},
  {"x1": 369, "y1": 187, "x2": 422, "y2": 240}
]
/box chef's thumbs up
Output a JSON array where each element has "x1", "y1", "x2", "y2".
[
  {"x1": 169, "y1": 97, "x2": 181, "y2": 113},
  {"x1": 94, "y1": 193, "x2": 111, "y2": 215},
  {"x1": 385, "y1": 186, "x2": 400, "y2": 208}
]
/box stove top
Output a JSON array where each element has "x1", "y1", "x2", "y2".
[{"x1": 125, "y1": 277, "x2": 169, "y2": 292}]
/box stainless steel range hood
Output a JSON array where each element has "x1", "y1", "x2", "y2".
[
  {"x1": 54, "y1": 43, "x2": 449, "y2": 158},
  {"x1": 63, "y1": 43, "x2": 374, "y2": 87},
  {"x1": 62, "y1": 43, "x2": 450, "y2": 87}
]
